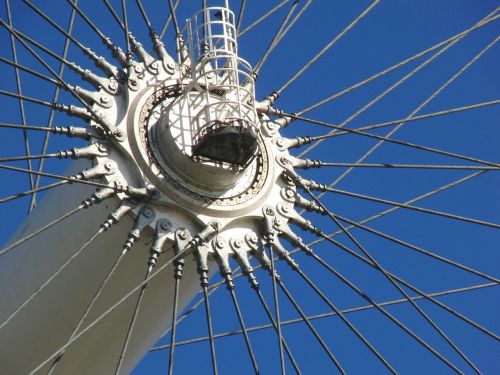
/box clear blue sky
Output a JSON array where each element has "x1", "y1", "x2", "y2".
[{"x1": 0, "y1": 1, "x2": 499, "y2": 374}]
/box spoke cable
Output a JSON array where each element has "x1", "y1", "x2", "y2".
[
  {"x1": 319, "y1": 35, "x2": 500, "y2": 195},
  {"x1": 295, "y1": 12, "x2": 499, "y2": 116},
  {"x1": 268, "y1": 242, "x2": 286, "y2": 374},
  {"x1": 238, "y1": 0, "x2": 290, "y2": 37},
  {"x1": 275, "y1": 0, "x2": 380, "y2": 96},
  {"x1": 151, "y1": 282, "x2": 498, "y2": 350},
  {"x1": 294, "y1": 174, "x2": 478, "y2": 373},
  {"x1": 6, "y1": 0, "x2": 34, "y2": 195},
  {"x1": 114, "y1": 267, "x2": 152, "y2": 375}
]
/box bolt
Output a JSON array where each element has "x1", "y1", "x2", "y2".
[
  {"x1": 100, "y1": 95, "x2": 109, "y2": 104},
  {"x1": 134, "y1": 65, "x2": 143, "y2": 74},
  {"x1": 160, "y1": 221, "x2": 169, "y2": 230},
  {"x1": 104, "y1": 161, "x2": 115, "y2": 171},
  {"x1": 108, "y1": 80, "x2": 118, "y2": 90},
  {"x1": 113, "y1": 128, "x2": 124, "y2": 137},
  {"x1": 216, "y1": 239, "x2": 224, "y2": 249},
  {"x1": 143, "y1": 208, "x2": 154, "y2": 218},
  {"x1": 234, "y1": 239, "x2": 243, "y2": 248},
  {"x1": 178, "y1": 230, "x2": 188, "y2": 240},
  {"x1": 129, "y1": 78, "x2": 137, "y2": 86},
  {"x1": 151, "y1": 61, "x2": 158, "y2": 69},
  {"x1": 249, "y1": 233, "x2": 258, "y2": 243},
  {"x1": 275, "y1": 218, "x2": 283, "y2": 225},
  {"x1": 265, "y1": 208, "x2": 274, "y2": 216},
  {"x1": 167, "y1": 62, "x2": 175, "y2": 70},
  {"x1": 285, "y1": 188, "x2": 295, "y2": 198},
  {"x1": 276, "y1": 138, "x2": 286, "y2": 147},
  {"x1": 98, "y1": 144, "x2": 109, "y2": 153},
  {"x1": 266, "y1": 122, "x2": 277, "y2": 130},
  {"x1": 282, "y1": 204, "x2": 290, "y2": 213}
]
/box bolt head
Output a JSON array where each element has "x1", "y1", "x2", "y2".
[
  {"x1": 276, "y1": 138, "x2": 285, "y2": 147},
  {"x1": 104, "y1": 161, "x2": 115, "y2": 171},
  {"x1": 160, "y1": 221, "x2": 169, "y2": 230},
  {"x1": 234, "y1": 239, "x2": 243, "y2": 248},
  {"x1": 98, "y1": 144, "x2": 109, "y2": 152},
  {"x1": 100, "y1": 96, "x2": 109, "y2": 103},
  {"x1": 178, "y1": 230, "x2": 188, "y2": 240},
  {"x1": 282, "y1": 204, "x2": 290, "y2": 212},
  {"x1": 265, "y1": 208, "x2": 274, "y2": 216},
  {"x1": 249, "y1": 233, "x2": 258, "y2": 243},
  {"x1": 285, "y1": 188, "x2": 294, "y2": 198},
  {"x1": 143, "y1": 208, "x2": 154, "y2": 218}
]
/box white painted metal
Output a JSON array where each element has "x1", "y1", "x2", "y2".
[{"x1": 0, "y1": 4, "x2": 296, "y2": 374}]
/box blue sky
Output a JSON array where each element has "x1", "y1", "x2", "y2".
[{"x1": 0, "y1": 1, "x2": 499, "y2": 374}]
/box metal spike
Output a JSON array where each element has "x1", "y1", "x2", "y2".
[
  {"x1": 173, "y1": 229, "x2": 190, "y2": 278},
  {"x1": 70, "y1": 159, "x2": 117, "y2": 181},
  {"x1": 275, "y1": 136, "x2": 312, "y2": 151},
  {"x1": 150, "y1": 31, "x2": 176, "y2": 74},
  {"x1": 56, "y1": 142, "x2": 110, "y2": 160},
  {"x1": 74, "y1": 86, "x2": 112, "y2": 108},
  {"x1": 54, "y1": 104, "x2": 92, "y2": 120},
  {"x1": 102, "y1": 37, "x2": 128, "y2": 67},
  {"x1": 128, "y1": 33, "x2": 156, "y2": 69},
  {"x1": 52, "y1": 125, "x2": 95, "y2": 140},
  {"x1": 122, "y1": 206, "x2": 156, "y2": 252},
  {"x1": 80, "y1": 47, "x2": 120, "y2": 78},
  {"x1": 194, "y1": 242, "x2": 210, "y2": 287},
  {"x1": 101, "y1": 199, "x2": 138, "y2": 231},
  {"x1": 81, "y1": 186, "x2": 117, "y2": 209},
  {"x1": 148, "y1": 219, "x2": 172, "y2": 268}
]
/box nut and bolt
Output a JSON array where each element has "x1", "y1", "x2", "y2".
[
  {"x1": 281, "y1": 204, "x2": 290, "y2": 213},
  {"x1": 113, "y1": 129, "x2": 124, "y2": 137},
  {"x1": 160, "y1": 221, "x2": 170, "y2": 230},
  {"x1": 285, "y1": 188, "x2": 295, "y2": 198},
  {"x1": 98, "y1": 144, "x2": 109, "y2": 153},
  {"x1": 143, "y1": 208, "x2": 154, "y2": 218},
  {"x1": 178, "y1": 230, "x2": 188, "y2": 240},
  {"x1": 265, "y1": 208, "x2": 274, "y2": 216},
  {"x1": 234, "y1": 239, "x2": 243, "y2": 248},
  {"x1": 104, "y1": 161, "x2": 116, "y2": 172},
  {"x1": 248, "y1": 233, "x2": 259, "y2": 243},
  {"x1": 216, "y1": 239, "x2": 225, "y2": 249}
]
